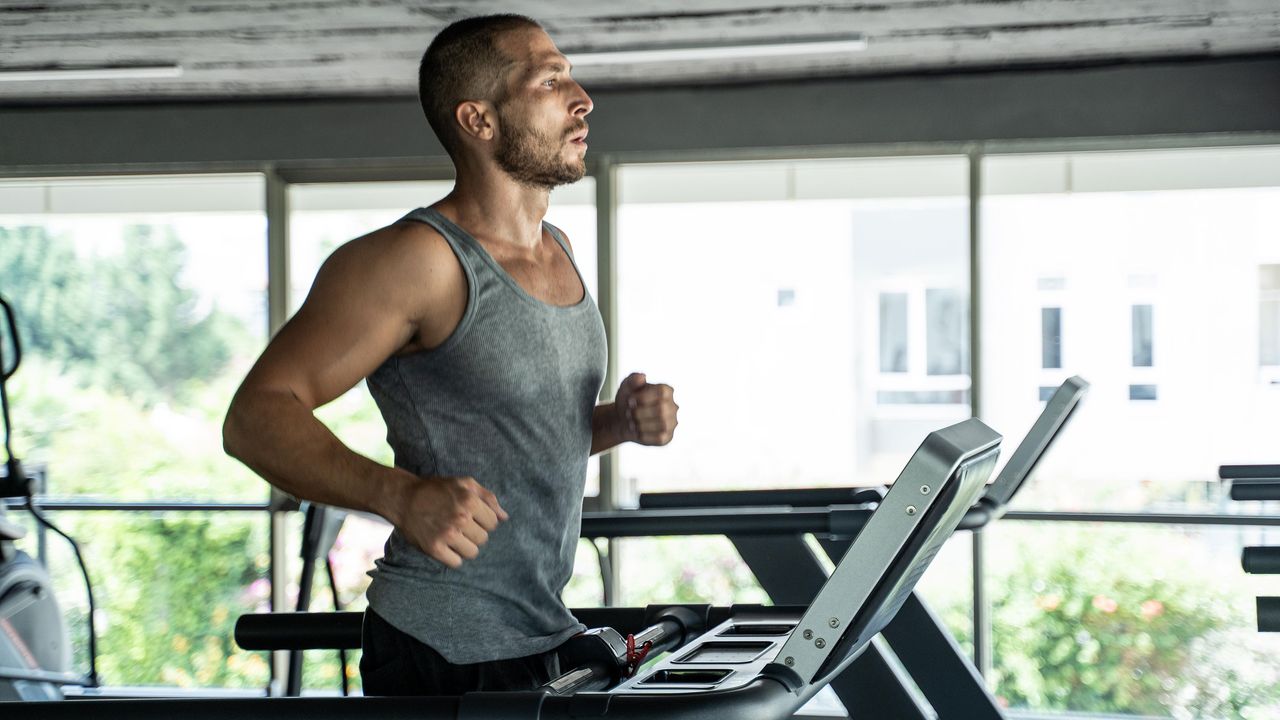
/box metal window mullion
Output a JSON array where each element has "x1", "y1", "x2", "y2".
[
  {"x1": 593, "y1": 156, "x2": 622, "y2": 605},
  {"x1": 968, "y1": 145, "x2": 983, "y2": 419},
  {"x1": 967, "y1": 145, "x2": 994, "y2": 684},
  {"x1": 264, "y1": 165, "x2": 291, "y2": 694}
]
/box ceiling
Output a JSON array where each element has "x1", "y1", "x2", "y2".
[{"x1": 1, "y1": 0, "x2": 1278, "y2": 104}]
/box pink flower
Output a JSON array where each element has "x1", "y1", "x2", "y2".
[
  {"x1": 1141, "y1": 600, "x2": 1164, "y2": 620},
  {"x1": 1091, "y1": 595, "x2": 1118, "y2": 613},
  {"x1": 241, "y1": 578, "x2": 271, "y2": 602}
]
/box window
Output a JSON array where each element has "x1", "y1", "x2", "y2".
[
  {"x1": 1262, "y1": 264, "x2": 1280, "y2": 369},
  {"x1": 1129, "y1": 384, "x2": 1158, "y2": 401},
  {"x1": 879, "y1": 292, "x2": 909, "y2": 372},
  {"x1": 617, "y1": 156, "x2": 970, "y2": 493},
  {"x1": 1041, "y1": 307, "x2": 1063, "y2": 369},
  {"x1": 0, "y1": 175, "x2": 268, "y2": 501},
  {"x1": 873, "y1": 286, "x2": 970, "y2": 404},
  {"x1": 0, "y1": 174, "x2": 271, "y2": 689},
  {"x1": 1132, "y1": 304, "x2": 1154, "y2": 367},
  {"x1": 926, "y1": 288, "x2": 965, "y2": 375},
  {"x1": 981, "y1": 146, "x2": 1280, "y2": 513}
]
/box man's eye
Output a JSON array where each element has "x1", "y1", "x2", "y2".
[{"x1": 543, "y1": 78, "x2": 557, "y2": 88}]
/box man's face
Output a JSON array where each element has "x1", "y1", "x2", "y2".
[{"x1": 491, "y1": 28, "x2": 592, "y2": 189}]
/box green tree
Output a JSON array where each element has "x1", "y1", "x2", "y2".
[
  {"x1": 3, "y1": 220, "x2": 272, "y2": 688},
  {"x1": 989, "y1": 524, "x2": 1280, "y2": 718},
  {"x1": 0, "y1": 224, "x2": 245, "y2": 405}
]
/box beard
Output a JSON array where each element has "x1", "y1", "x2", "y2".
[{"x1": 494, "y1": 108, "x2": 587, "y2": 189}]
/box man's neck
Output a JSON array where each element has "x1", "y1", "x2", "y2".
[{"x1": 435, "y1": 169, "x2": 552, "y2": 251}]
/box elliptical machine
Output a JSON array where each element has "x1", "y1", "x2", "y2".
[{"x1": 0, "y1": 295, "x2": 97, "y2": 699}]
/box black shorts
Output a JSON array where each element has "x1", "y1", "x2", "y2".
[{"x1": 359, "y1": 608, "x2": 562, "y2": 696}]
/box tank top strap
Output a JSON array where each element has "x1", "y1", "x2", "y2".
[
  {"x1": 396, "y1": 206, "x2": 487, "y2": 272},
  {"x1": 541, "y1": 220, "x2": 590, "y2": 284}
]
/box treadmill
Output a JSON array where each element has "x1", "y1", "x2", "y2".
[
  {"x1": 625, "y1": 375, "x2": 1090, "y2": 719},
  {"x1": 8, "y1": 418, "x2": 1001, "y2": 719}
]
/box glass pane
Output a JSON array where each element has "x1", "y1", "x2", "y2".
[
  {"x1": 1264, "y1": 300, "x2": 1280, "y2": 367},
  {"x1": 880, "y1": 293, "x2": 909, "y2": 373},
  {"x1": 283, "y1": 511, "x2": 389, "y2": 693},
  {"x1": 925, "y1": 288, "x2": 966, "y2": 376},
  {"x1": 563, "y1": 538, "x2": 606, "y2": 608},
  {"x1": 5, "y1": 509, "x2": 270, "y2": 689},
  {"x1": 914, "y1": 535, "x2": 975, "y2": 660},
  {"x1": 617, "y1": 157, "x2": 970, "y2": 495},
  {"x1": 1129, "y1": 384, "x2": 1158, "y2": 401},
  {"x1": 1041, "y1": 307, "x2": 1062, "y2": 369},
  {"x1": 1131, "y1": 304, "x2": 1154, "y2": 367},
  {"x1": 0, "y1": 175, "x2": 269, "y2": 501},
  {"x1": 616, "y1": 537, "x2": 768, "y2": 607},
  {"x1": 987, "y1": 520, "x2": 1280, "y2": 717},
  {"x1": 287, "y1": 179, "x2": 600, "y2": 495},
  {"x1": 981, "y1": 149, "x2": 1280, "y2": 512},
  {"x1": 1261, "y1": 265, "x2": 1280, "y2": 367}
]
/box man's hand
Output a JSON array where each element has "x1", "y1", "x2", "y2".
[
  {"x1": 389, "y1": 475, "x2": 509, "y2": 569},
  {"x1": 614, "y1": 372, "x2": 679, "y2": 446}
]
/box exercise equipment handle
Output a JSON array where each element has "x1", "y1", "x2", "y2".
[
  {"x1": 1258, "y1": 597, "x2": 1280, "y2": 632},
  {"x1": 236, "y1": 611, "x2": 364, "y2": 651},
  {"x1": 0, "y1": 296, "x2": 20, "y2": 382},
  {"x1": 1243, "y1": 547, "x2": 1280, "y2": 575},
  {"x1": 545, "y1": 606, "x2": 704, "y2": 695}
]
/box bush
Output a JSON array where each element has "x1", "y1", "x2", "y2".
[{"x1": 988, "y1": 523, "x2": 1280, "y2": 718}]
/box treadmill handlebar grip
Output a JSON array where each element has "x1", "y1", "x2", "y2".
[
  {"x1": 1258, "y1": 597, "x2": 1280, "y2": 632},
  {"x1": 234, "y1": 611, "x2": 364, "y2": 650},
  {"x1": 1220, "y1": 465, "x2": 1280, "y2": 481},
  {"x1": 1230, "y1": 481, "x2": 1280, "y2": 502},
  {"x1": 1242, "y1": 547, "x2": 1280, "y2": 575},
  {"x1": 639, "y1": 487, "x2": 882, "y2": 510}
]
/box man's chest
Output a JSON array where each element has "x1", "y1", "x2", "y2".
[{"x1": 487, "y1": 242, "x2": 585, "y2": 308}]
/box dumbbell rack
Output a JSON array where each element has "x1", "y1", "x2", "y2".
[{"x1": 1222, "y1": 465, "x2": 1280, "y2": 632}]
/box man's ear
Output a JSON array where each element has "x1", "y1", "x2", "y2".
[{"x1": 456, "y1": 101, "x2": 496, "y2": 142}]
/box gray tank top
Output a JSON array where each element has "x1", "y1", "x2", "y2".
[{"x1": 364, "y1": 206, "x2": 607, "y2": 664}]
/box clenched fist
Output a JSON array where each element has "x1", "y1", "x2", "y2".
[
  {"x1": 614, "y1": 372, "x2": 679, "y2": 446},
  {"x1": 389, "y1": 475, "x2": 508, "y2": 569}
]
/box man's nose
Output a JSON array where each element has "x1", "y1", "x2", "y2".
[{"x1": 571, "y1": 82, "x2": 593, "y2": 117}]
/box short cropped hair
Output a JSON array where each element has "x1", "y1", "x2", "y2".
[{"x1": 418, "y1": 14, "x2": 543, "y2": 157}]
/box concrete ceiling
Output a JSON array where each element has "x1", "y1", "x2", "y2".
[{"x1": 1, "y1": 0, "x2": 1278, "y2": 104}]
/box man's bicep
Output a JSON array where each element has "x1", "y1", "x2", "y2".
[{"x1": 241, "y1": 237, "x2": 422, "y2": 409}]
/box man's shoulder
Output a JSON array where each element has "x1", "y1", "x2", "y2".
[
  {"x1": 328, "y1": 218, "x2": 461, "y2": 279},
  {"x1": 359, "y1": 217, "x2": 451, "y2": 259}
]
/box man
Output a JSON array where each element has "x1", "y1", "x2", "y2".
[{"x1": 223, "y1": 14, "x2": 679, "y2": 696}]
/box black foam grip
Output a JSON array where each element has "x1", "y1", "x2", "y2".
[
  {"x1": 1230, "y1": 482, "x2": 1280, "y2": 502},
  {"x1": 1257, "y1": 597, "x2": 1280, "y2": 632},
  {"x1": 1243, "y1": 547, "x2": 1280, "y2": 574},
  {"x1": 1221, "y1": 465, "x2": 1280, "y2": 480}
]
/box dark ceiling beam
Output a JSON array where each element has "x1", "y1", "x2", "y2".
[{"x1": 2, "y1": 55, "x2": 1278, "y2": 172}]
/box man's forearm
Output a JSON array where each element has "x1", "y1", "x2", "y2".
[
  {"x1": 223, "y1": 388, "x2": 410, "y2": 524},
  {"x1": 591, "y1": 402, "x2": 626, "y2": 456}
]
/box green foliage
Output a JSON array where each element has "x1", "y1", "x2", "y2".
[
  {"x1": 0, "y1": 223, "x2": 249, "y2": 406},
  {"x1": 988, "y1": 524, "x2": 1280, "y2": 718},
  {"x1": 4, "y1": 219, "x2": 273, "y2": 687},
  {"x1": 25, "y1": 510, "x2": 272, "y2": 689},
  {"x1": 617, "y1": 537, "x2": 768, "y2": 606}
]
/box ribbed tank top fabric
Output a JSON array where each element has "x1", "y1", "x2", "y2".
[{"x1": 364, "y1": 206, "x2": 607, "y2": 663}]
